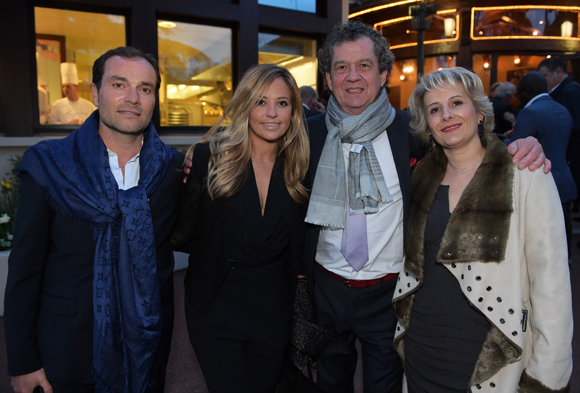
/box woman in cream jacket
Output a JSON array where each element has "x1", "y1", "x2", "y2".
[{"x1": 393, "y1": 67, "x2": 572, "y2": 393}]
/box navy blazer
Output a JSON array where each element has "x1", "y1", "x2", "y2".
[
  {"x1": 303, "y1": 111, "x2": 425, "y2": 297},
  {"x1": 510, "y1": 95, "x2": 577, "y2": 203},
  {"x1": 5, "y1": 153, "x2": 184, "y2": 386}
]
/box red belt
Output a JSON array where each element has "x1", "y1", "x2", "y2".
[{"x1": 316, "y1": 263, "x2": 398, "y2": 288}]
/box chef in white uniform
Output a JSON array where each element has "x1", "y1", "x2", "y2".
[{"x1": 48, "y1": 62, "x2": 96, "y2": 125}]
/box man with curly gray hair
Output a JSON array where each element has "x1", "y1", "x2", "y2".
[{"x1": 302, "y1": 20, "x2": 548, "y2": 393}]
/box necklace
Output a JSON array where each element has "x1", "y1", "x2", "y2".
[
  {"x1": 251, "y1": 158, "x2": 276, "y2": 164},
  {"x1": 448, "y1": 155, "x2": 484, "y2": 175}
]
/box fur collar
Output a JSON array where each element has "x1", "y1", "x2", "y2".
[{"x1": 405, "y1": 133, "x2": 514, "y2": 280}]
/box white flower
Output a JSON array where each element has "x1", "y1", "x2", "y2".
[{"x1": 0, "y1": 214, "x2": 10, "y2": 224}]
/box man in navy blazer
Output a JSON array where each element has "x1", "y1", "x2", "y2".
[
  {"x1": 509, "y1": 70, "x2": 576, "y2": 254},
  {"x1": 538, "y1": 57, "x2": 580, "y2": 211},
  {"x1": 5, "y1": 47, "x2": 183, "y2": 393}
]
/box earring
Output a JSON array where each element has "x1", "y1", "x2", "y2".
[{"x1": 478, "y1": 120, "x2": 485, "y2": 138}]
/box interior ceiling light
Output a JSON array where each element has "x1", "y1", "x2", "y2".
[{"x1": 158, "y1": 21, "x2": 176, "y2": 28}]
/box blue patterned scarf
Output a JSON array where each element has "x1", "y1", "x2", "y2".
[{"x1": 17, "y1": 111, "x2": 176, "y2": 393}]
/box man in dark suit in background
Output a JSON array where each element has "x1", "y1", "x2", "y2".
[
  {"x1": 302, "y1": 21, "x2": 548, "y2": 393},
  {"x1": 509, "y1": 70, "x2": 576, "y2": 256},
  {"x1": 537, "y1": 57, "x2": 580, "y2": 211},
  {"x1": 491, "y1": 82, "x2": 516, "y2": 135},
  {"x1": 300, "y1": 85, "x2": 325, "y2": 118},
  {"x1": 5, "y1": 47, "x2": 183, "y2": 393}
]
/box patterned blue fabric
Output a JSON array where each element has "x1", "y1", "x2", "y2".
[{"x1": 17, "y1": 111, "x2": 176, "y2": 393}]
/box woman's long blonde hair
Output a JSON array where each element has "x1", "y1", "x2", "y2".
[{"x1": 187, "y1": 64, "x2": 310, "y2": 203}]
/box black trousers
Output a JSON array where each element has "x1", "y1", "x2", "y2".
[
  {"x1": 314, "y1": 266, "x2": 402, "y2": 393},
  {"x1": 185, "y1": 260, "x2": 291, "y2": 393}
]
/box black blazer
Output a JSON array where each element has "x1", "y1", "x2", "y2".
[
  {"x1": 303, "y1": 111, "x2": 425, "y2": 297},
  {"x1": 172, "y1": 143, "x2": 307, "y2": 315},
  {"x1": 4, "y1": 153, "x2": 184, "y2": 386}
]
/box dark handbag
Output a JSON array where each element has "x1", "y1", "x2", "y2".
[
  {"x1": 276, "y1": 361, "x2": 324, "y2": 393},
  {"x1": 288, "y1": 278, "x2": 337, "y2": 370},
  {"x1": 276, "y1": 278, "x2": 336, "y2": 393}
]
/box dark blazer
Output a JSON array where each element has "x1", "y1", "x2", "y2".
[
  {"x1": 491, "y1": 96, "x2": 514, "y2": 135},
  {"x1": 303, "y1": 111, "x2": 424, "y2": 297},
  {"x1": 550, "y1": 75, "x2": 580, "y2": 188},
  {"x1": 510, "y1": 95, "x2": 577, "y2": 203},
  {"x1": 303, "y1": 105, "x2": 323, "y2": 119},
  {"x1": 4, "y1": 153, "x2": 184, "y2": 388},
  {"x1": 171, "y1": 143, "x2": 307, "y2": 315},
  {"x1": 550, "y1": 75, "x2": 580, "y2": 135}
]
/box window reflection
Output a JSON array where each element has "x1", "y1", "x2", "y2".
[
  {"x1": 35, "y1": 7, "x2": 126, "y2": 125},
  {"x1": 258, "y1": 33, "x2": 318, "y2": 89},
  {"x1": 376, "y1": 11, "x2": 458, "y2": 49},
  {"x1": 158, "y1": 21, "x2": 232, "y2": 127},
  {"x1": 472, "y1": 7, "x2": 579, "y2": 39},
  {"x1": 259, "y1": 0, "x2": 316, "y2": 14}
]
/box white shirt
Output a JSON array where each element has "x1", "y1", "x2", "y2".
[
  {"x1": 108, "y1": 150, "x2": 140, "y2": 190},
  {"x1": 48, "y1": 97, "x2": 96, "y2": 124},
  {"x1": 549, "y1": 82, "x2": 561, "y2": 94},
  {"x1": 315, "y1": 131, "x2": 404, "y2": 280}
]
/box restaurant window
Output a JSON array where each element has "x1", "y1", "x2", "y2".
[
  {"x1": 258, "y1": 0, "x2": 316, "y2": 14},
  {"x1": 388, "y1": 56, "x2": 456, "y2": 110},
  {"x1": 376, "y1": 10, "x2": 459, "y2": 50},
  {"x1": 158, "y1": 21, "x2": 232, "y2": 127},
  {"x1": 472, "y1": 7, "x2": 580, "y2": 40},
  {"x1": 35, "y1": 7, "x2": 126, "y2": 126},
  {"x1": 258, "y1": 33, "x2": 318, "y2": 90}
]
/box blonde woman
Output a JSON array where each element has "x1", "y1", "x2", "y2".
[
  {"x1": 393, "y1": 67, "x2": 572, "y2": 392},
  {"x1": 171, "y1": 64, "x2": 310, "y2": 393}
]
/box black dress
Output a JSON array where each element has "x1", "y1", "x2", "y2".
[
  {"x1": 176, "y1": 146, "x2": 297, "y2": 393},
  {"x1": 404, "y1": 186, "x2": 490, "y2": 393}
]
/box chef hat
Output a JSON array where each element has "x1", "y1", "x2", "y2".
[{"x1": 60, "y1": 62, "x2": 79, "y2": 85}]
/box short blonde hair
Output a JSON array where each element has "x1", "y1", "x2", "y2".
[
  {"x1": 407, "y1": 67, "x2": 495, "y2": 144},
  {"x1": 188, "y1": 64, "x2": 310, "y2": 204}
]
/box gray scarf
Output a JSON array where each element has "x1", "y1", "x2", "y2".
[{"x1": 305, "y1": 88, "x2": 396, "y2": 229}]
